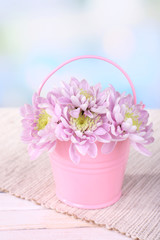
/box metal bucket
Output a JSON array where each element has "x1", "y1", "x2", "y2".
[{"x1": 49, "y1": 139, "x2": 130, "y2": 209}]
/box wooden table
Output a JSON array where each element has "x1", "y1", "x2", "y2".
[{"x1": 0, "y1": 191, "x2": 130, "y2": 240}]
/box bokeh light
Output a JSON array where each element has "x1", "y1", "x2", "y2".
[{"x1": 0, "y1": 0, "x2": 160, "y2": 108}]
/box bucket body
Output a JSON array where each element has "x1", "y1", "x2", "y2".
[{"x1": 49, "y1": 139, "x2": 130, "y2": 209}]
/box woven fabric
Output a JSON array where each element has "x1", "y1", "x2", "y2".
[{"x1": 0, "y1": 108, "x2": 160, "y2": 240}]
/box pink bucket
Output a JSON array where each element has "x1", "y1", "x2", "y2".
[
  {"x1": 49, "y1": 139, "x2": 130, "y2": 209},
  {"x1": 38, "y1": 55, "x2": 136, "y2": 209}
]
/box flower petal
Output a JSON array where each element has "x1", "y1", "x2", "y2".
[
  {"x1": 101, "y1": 141, "x2": 117, "y2": 154},
  {"x1": 94, "y1": 127, "x2": 107, "y2": 136},
  {"x1": 131, "y1": 142, "x2": 151, "y2": 156},
  {"x1": 75, "y1": 143, "x2": 89, "y2": 156},
  {"x1": 80, "y1": 103, "x2": 88, "y2": 111},
  {"x1": 114, "y1": 112, "x2": 124, "y2": 124},
  {"x1": 81, "y1": 95, "x2": 86, "y2": 103},
  {"x1": 91, "y1": 107, "x2": 106, "y2": 114},
  {"x1": 58, "y1": 97, "x2": 71, "y2": 105},
  {"x1": 129, "y1": 134, "x2": 145, "y2": 143},
  {"x1": 69, "y1": 143, "x2": 81, "y2": 164},
  {"x1": 55, "y1": 123, "x2": 68, "y2": 141},
  {"x1": 75, "y1": 130, "x2": 83, "y2": 138},
  {"x1": 79, "y1": 79, "x2": 88, "y2": 90},
  {"x1": 85, "y1": 110, "x2": 93, "y2": 118},
  {"x1": 28, "y1": 145, "x2": 43, "y2": 160},
  {"x1": 122, "y1": 121, "x2": 132, "y2": 131},
  {"x1": 70, "y1": 108, "x2": 80, "y2": 118},
  {"x1": 55, "y1": 103, "x2": 61, "y2": 117},
  {"x1": 71, "y1": 96, "x2": 80, "y2": 107},
  {"x1": 113, "y1": 104, "x2": 120, "y2": 114},
  {"x1": 87, "y1": 143, "x2": 97, "y2": 158},
  {"x1": 20, "y1": 104, "x2": 33, "y2": 117},
  {"x1": 48, "y1": 141, "x2": 57, "y2": 152},
  {"x1": 97, "y1": 132, "x2": 111, "y2": 143},
  {"x1": 71, "y1": 135, "x2": 79, "y2": 143}
]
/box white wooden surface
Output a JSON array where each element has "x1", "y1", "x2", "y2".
[{"x1": 0, "y1": 192, "x2": 131, "y2": 240}]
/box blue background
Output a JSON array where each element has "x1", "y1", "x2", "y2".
[{"x1": 0, "y1": 0, "x2": 160, "y2": 108}]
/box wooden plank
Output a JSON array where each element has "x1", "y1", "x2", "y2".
[
  {"x1": 0, "y1": 193, "x2": 93, "y2": 230},
  {"x1": 0, "y1": 228, "x2": 130, "y2": 240},
  {"x1": 0, "y1": 194, "x2": 130, "y2": 240},
  {"x1": 0, "y1": 209, "x2": 94, "y2": 230},
  {"x1": 0, "y1": 193, "x2": 42, "y2": 210}
]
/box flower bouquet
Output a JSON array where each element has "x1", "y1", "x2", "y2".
[{"x1": 20, "y1": 56, "x2": 154, "y2": 209}]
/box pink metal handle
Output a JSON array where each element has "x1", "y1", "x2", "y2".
[{"x1": 38, "y1": 55, "x2": 136, "y2": 104}]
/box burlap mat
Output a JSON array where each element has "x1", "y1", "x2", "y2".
[{"x1": 0, "y1": 108, "x2": 159, "y2": 240}]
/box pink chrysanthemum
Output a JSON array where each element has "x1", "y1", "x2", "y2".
[
  {"x1": 102, "y1": 85, "x2": 154, "y2": 156},
  {"x1": 57, "y1": 77, "x2": 108, "y2": 118},
  {"x1": 46, "y1": 77, "x2": 112, "y2": 164},
  {"x1": 20, "y1": 93, "x2": 61, "y2": 160},
  {"x1": 55, "y1": 105, "x2": 111, "y2": 164}
]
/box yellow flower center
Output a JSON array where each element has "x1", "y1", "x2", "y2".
[
  {"x1": 36, "y1": 110, "x2": 51, "y2": 131},
  {"x1": 125, "y1": 110, "x2": 141, "y2": 131},
  {"x1": 70, "y1": 112, "x2": 100, "y2": 132},
  {"x1": 80, "y1": 89, "x2": 93, "y2": 99}
]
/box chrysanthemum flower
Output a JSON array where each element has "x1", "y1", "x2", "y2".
[
  {"x1": 47, "y1": 77, "x2": 112, "y2": 164},
  {"x1": 20, "y1": 93, "x2": 61, "y2": 160},
  {"x1": 102, "y1": 85, "x2": 154, "y2": 156},
  {"x1": 58, "y1": 77, "x2": 108, "y2": 118},
  {"x1": 55, "y1": 107, "x2": 111, "y2": 164}
]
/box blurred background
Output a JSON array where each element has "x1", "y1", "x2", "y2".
[{"x1": 0, "y1": 0, "x2": 160, "y2": 108}]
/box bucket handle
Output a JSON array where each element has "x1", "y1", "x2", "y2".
[{"x1": 37, "y1": 55, "x2": 136, "y2": 104}]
